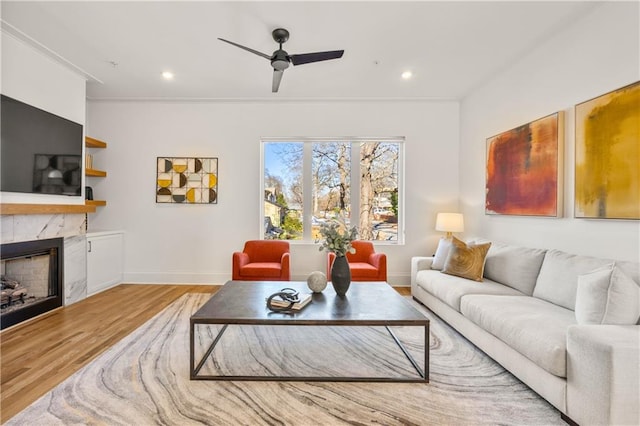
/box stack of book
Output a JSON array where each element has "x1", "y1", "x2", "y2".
[{"x1": 268, "y1": 292, "x2": 312, "y2": 311}]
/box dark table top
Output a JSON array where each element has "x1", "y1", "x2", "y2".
[{"x1": 191, "y1": 281, "x2": 429, "y2": 326}]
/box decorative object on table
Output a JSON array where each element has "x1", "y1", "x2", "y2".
[
  {"x1": 486, "y1": 112, "x2": 564, "y2": 217},
  {"x1": 432, "y1": 212, "x2": 465, "y2": 271},
  {"x1": 574, "y1": 81, "x2": 639, "y2": 220},
  {"x1": 306, "y1": 271, "x2": 327, "y2": 293},
  {"x1": 330, "y1": 255, "x2": 352, "y2": 296},
  {"x1": 265, "y1": 288, "x2": 312, "y2": 312},
  {"x1": 156, "y1": 157, "x2": 218, "y2": 204},
  {"x1": 327, "y1": 241, "x2": 387, "y2": 282},
  {"x1": 316, "y1": 218, "x2": 358, "y2": 297}
]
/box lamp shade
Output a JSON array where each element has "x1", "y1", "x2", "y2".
[{"x1": 435, "y1": 213, "x2": 464, "y2": 233}]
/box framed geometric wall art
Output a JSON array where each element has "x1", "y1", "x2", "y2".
[
  {"x1": 156, "y1": 157, "x2": 218, "y2": 204},
  {"x1": 485, "y1": 112, "x2": 564, "y2": 217},
  {"x1": 575, "y1": 81, "x2": 639, "y2": 219}
]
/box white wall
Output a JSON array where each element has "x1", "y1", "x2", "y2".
[
  {"x1": 1, "y1": 31, "x2": 87, "y2": 204},
  {"x1": 86, "y1": 100, "x2": 459, "y2": 285},
  {"x1": 459, "y1": 1, "x2": 640, "y2": 262}
]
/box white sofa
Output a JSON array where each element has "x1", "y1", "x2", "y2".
[{"x1": 411, "y1": 241, "x2": 640, "y2": 425}]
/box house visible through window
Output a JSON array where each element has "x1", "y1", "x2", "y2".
[{"x1": 262, "y1": 138, "x2": 404, "y2": 243}]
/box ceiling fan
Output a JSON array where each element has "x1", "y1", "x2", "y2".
[{"x1": 218, "y1": 28, "x2": 344, "y2": 93}]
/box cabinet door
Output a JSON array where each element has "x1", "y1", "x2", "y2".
[{"x1": 87, "y1": 233, "x2": 123, "y2": 296}]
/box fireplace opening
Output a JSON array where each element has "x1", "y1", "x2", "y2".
[{"x1": 1, "y1": 238, "x2": 64, "y2": 330}]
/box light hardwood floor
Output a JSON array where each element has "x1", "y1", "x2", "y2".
[
  {"x1": 0, "y1": 284, "x2": 411, "y2": 422},
  {"x1": 0, "y1": 284, "x2": 218, "y2": 422}
]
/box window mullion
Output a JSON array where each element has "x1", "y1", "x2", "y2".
[
  {"x1": 350, "y1": 142, "x2": 360, "y2": 230},
  {"x1": 302, "y1": 142, "x2": 313, "y2": 241}
]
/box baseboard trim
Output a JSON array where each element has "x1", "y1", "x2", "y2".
[
  {"x1": 122, "y1": 272, "x2": 411, "y2": 286},
  {"x1": 123, "y1": 272, "x2": 229, "y2": 284}
]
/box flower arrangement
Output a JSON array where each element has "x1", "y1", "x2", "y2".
[{"x1": 316, "y1": 218, "x2": 358, "y2": 257}]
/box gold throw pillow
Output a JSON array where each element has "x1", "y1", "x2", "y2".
[{"x1": 442, "y1": 237, "x2": 491, "y2": 282}]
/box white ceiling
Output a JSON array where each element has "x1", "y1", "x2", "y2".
[{"x1": 1, "y1": 1, "x2": 600, "y2": 101}]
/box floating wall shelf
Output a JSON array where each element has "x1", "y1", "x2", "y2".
[{"x1": 85, "y1": 136, "x2": 108, "y2": 208}]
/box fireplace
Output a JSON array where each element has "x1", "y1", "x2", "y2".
[{"x1": 1, "y1": 238, "x2": 64, "y2": 329}]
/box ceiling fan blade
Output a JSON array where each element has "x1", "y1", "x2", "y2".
[
  {"x1": 272, "y1": 70, "x2": 284, "y2": 93},
  {"x1": 290, "y1": 50, "x2": 344, "y2": 66},
  {"x1": 217, "y1": 38, "x2": 272, "y2": 60}
]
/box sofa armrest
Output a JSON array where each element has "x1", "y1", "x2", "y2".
[
  {"x1": 411, "y1": 256, "x2": 434, "y2": 289},
  {"x1": 566, "y1": 324, "x2": 640, "y2": 426}
]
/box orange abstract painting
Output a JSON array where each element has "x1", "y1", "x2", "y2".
[
  {"x1": 486, "y1": 112, "x2": 563, "y2": 216},
  {"x1": 575, "y1": 81, "x2": 640, "y2": 219}
]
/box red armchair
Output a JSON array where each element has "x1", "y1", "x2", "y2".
[
  {"x1": 327, "y1": 241, "x2": 387, "y2": 282},
  {"x1": 232, "y1": 240, "x2": 290, "y2": 281}
]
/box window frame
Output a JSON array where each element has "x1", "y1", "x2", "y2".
[{"x1": 260, "y1": 136, "x2": 405, "y2": 245}]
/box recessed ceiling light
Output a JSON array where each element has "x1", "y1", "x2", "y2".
[
  {"x1": 401, "y1": 71, "x2": 413, "y2": 80},
  {"x1": 162, "y1": 71, "x2": 174, "y2": 80}
]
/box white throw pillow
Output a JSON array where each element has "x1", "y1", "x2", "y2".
[
  {"x1": 575, "y1": 264, "x2": 640, "y2": 325},
  {"x1": 431, "y1": 237, "x2": 453, "y2": 270}
]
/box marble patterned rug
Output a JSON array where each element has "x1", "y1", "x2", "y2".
[{"x1": 6, "y1": 293, "x2": 562, "y2": 425}]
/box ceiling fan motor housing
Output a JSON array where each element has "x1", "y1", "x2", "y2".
[{"x1": 271, "y1": 50, "x2": 290, "y2": 70}]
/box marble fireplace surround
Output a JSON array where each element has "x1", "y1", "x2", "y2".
[{"x1": 1, "y1": 213, "x2": 88, "y2": 307}]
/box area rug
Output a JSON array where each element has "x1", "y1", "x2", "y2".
[{"x1": 6, "y1": 294, "x2": 562, "y2": 425}]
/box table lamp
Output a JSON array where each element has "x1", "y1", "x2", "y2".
[{"x1": 435, "y1": 212, "x2": 464, "y2": 238}]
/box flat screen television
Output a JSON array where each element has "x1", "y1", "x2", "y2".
[{"x1": 1, "y1": 94, "x2": 83, "y2": 196}]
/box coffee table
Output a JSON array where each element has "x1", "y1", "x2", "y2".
[{"x1": 190, "y1": 281, "x2": 429, "y2": 382}]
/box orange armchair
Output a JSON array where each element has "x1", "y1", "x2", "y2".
[
  {"x1": 327, "y1": 241, "x2": 387, "y2": 282},
  {"x1": 232, "y1": 240, "x2": 290, "y2": 281}
]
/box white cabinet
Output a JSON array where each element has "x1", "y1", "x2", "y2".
[{"x1": 87, "y1": 231, "x2": 124, "y2": 296}]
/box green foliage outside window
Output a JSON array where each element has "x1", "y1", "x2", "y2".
[
  {"x1": 281, "y1": 214, "x2": 302, "y2": 239},
  {"x1": 390, "y1": 189, "x2": 398, "y2": 216}
]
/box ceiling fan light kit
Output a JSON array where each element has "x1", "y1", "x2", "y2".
[{"x1": 218, "y1": 28, "x2": 344, "y2": 93}]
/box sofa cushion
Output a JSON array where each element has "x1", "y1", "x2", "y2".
[
  {"x1": 432, "y1": 237, "x2": 476, "y2": 270},
  {"x1": 442, "y1": 237, "x2": 491, "y2": 282},
  {"x1": 533, "y1": 250, "x2": 616, "y2": 311},
  {"x1": 575, "y1": 264, "x2": 640, "y2": 325},
  {"x1": 431, "y1": 237, "x2": 453, "y2": 270},
  {"x1": 415, "y1": 269, "x2": 524, "y2": 312},
  {"x1": 461, "y1": 295, "x2": 577, "y2": 377},
  {"x1": 483, "y1": 243, "x2": 547, "y2": 295}
]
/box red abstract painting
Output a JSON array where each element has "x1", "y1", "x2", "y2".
[{"x1": 486, "y1": 112, "x2": 563, "y2": 216}]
